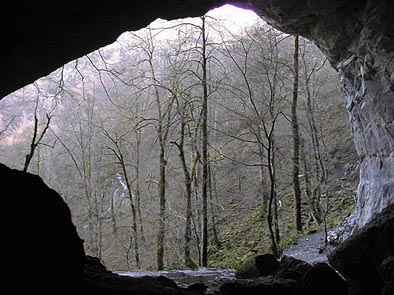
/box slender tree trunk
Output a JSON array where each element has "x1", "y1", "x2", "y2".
[
  {"x1": 200, "y1": 16, "x2": 209, "y2": 267},
  {"x1": 208, "y1": 163, "x2": 221, "y2": 249},
  {"x1": 24, "y1": 106, "x2": 51, "y2": 172},
  {"x1": 121, "y1": 161, "x2": 140, "y2": 268},
  {"x1": 157, "y1": 141, "x2": 166, "y2": 270},
  {"x1": 193, "y1": 148, "x2": 202, "y2": 265},
  {"x1": 301, "y1": 136, "x2": 320, "y2": 225},
  {"x1": 267, "y1": 136, "x2": 280, "y2": 258},
  {"x1": 302, "y1": 57, "x2": 325, "y2": 223},
  {"x1": 259, "y1": 145, "x2": 268, "y2": 216},
  {"x1": 292, "y1": 34, "x2": 302, "y2": 232},
  {"x1": 111, "y1": 190, "x2": 117, "y2": 236},
  {"x1": 135, "y1": 129, "x2": 145, "y2": 242},
  {"x1": 173, "y1": 112, "x2": 198, "y2": 269}
]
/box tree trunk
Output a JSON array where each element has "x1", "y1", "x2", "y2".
[
  {"x1": 209, "y1": 163, "x2": 221, "y2": 249},
  {"x1": 267, "y1": 136, "x2": 280, "y2": 258},
  {"x1": 121, "y1": 161, "x2": 140, "y2": 268},
  {"x1": 201, "y1": 16, "x2": 209, "y2": 268},
  {"x1": 292, "y1": 34, "x2": 302, "y2": 232},
  {"x1": 135, "y1": 129, "x2": 145, "y2": 242},
  {"x1": 302, "y1": 48, "x2": 325, "y2": 224},
  {"x1": 173, "y1": 111, "x2": 198, "y2": 269},
  {"x1": 157, "y1": 142, "x2": 166, "y2": 270}
]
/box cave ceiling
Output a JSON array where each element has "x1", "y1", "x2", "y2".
[{"x1": 2, "y1": 0, "x2": 392, "y2": 99}]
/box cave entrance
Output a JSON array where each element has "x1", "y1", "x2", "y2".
[{"x1": 0, "y1": 4, "x2": 357, "y2": 271}]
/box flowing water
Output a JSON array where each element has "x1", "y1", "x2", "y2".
[{"x1": 118, "y1": 268, "x2": 236, "y2": 291}]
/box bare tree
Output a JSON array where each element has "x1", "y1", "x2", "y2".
[
  {"x1": 291, "y1": 35, "x2": 302, "y2": 232},
  {"x1": 300, "y1": 39, "x2": 329, "y2": 225},
  {"x1": 217, "y1": 23, "x2": 290, "y2": 258},
  {"x1": 102, "y1": 129, "x2": 140, "y2": 268},
  {"x1": 23, "y1": 86, "x2": 54, "y2": 172}
]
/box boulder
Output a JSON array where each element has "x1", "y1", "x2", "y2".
[
  {"x1": 236, "y1": 256, "x2": 260, "y2": 279},
  {"x1": 218, "y1": 277, "x2": 296, "y2": 295},
  {"x1": 276, "y1": 255, "x2": 312, "y2": 281},
  {"x1": 82, "y1": 255, "x2": 188, "y2": 295},
  {"x1": 380, "y1": 256, "x2": 394, "y2": 295},
  {"x1": 1, "y1": 163, "x2": 85, "y2": 293},
  {"x1": 329, "y1": 203, "x2": 394, "y2": 295},
  {"x1": 255, "y1": 254, "x2": 280, "y2": 277},
  {"x1": 293, "y1": 263, "x2": 348, "y2": 295},
  {"x1": 186, "y1": 282, "x2": 208, "y2": 294},
  {"x1": 237, "y1": 254, "x2": 279, "y2": 279}
]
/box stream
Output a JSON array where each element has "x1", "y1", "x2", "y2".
[
  {"x1": 117, "y1": 229, "x2": 344, "y2": 292},
  {"x1": 117, "y1": 268, "x2": 236, "y2": 290}
]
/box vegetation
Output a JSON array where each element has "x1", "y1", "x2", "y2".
[{"x1": 0, "y1": 8, "x2": 358, "y2": 271}]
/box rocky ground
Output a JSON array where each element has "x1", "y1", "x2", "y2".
[
  {"x1": 283, "y1": 230, "x2": 332, "y2": 263},
  {"x1": 283, "y1": 213, "x2": 357, "y2": 263}
]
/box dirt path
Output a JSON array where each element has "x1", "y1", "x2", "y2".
[{"x1": 282, "y1": 231, "x2": 335, "y2": 263}]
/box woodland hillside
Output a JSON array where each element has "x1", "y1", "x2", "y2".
[{"x1": 0, "y1": 11, "x2": 358, "y2": 271}]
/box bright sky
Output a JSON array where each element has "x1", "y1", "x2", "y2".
[
  {"x1": 207, "y1": 4, "x2": 260, "y2": 28},
  {"x1": 117, "y1": 4, "x2": 261, "y2": 43}
]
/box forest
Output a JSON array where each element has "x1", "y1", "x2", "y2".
[{"x1": 0, "y1": 7, "x2": 358, "y2": 271}]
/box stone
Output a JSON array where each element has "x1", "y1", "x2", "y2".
[
  {"x1": 380, "y1": 256, "x2": 394, "y2": 282},
  {"x1": 329, "y1": 203, "x2": 394, "y2": 295},
  {"x1": 82, "y1": 256, "x2": 187, "y2": 295},
  {"x1": 380, "y1": 257, "x2": 394, "y2": 295},
  {"x1": 255, "y1": 254, "x2": 280, "y2": 276},
  {"x1": 293, "y1": 263, "x2": 348, "y2": 295},
  {"x1": 276, "y1": 255, "x2": 312, "y2": 281},
  {"x1": 186, "y1": 282, "x2": 208, "y2": 293},
  {"x1": 328, "y1": 213, "x2": 357, "y2": 245},
  {"x1": 218, "y1": 277, "x2": 296, "y2": 295},
  {"x1": 236, "y1": 254, "x2": 279, "y2": 279},
  {"x1": 1, "y1": 163, "x2": 85, "y2": 293},
  {"x1": 236, "y1": 256, "x2": 260, "y2": 279}
]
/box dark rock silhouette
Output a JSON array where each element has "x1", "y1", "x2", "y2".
[
  {"x1": 292, "y1": 262, "x2": 348, "y2": 295},
  {"x1": 255, "y1": 254, "x2": 280, "y2": 276},
  {"x1": 329, "y1": 203, "x2": 394, "y2": 295},
  {"x1": 236, "y1": 254, "x2": 279, "y2": 279},
  {"x1": 1, "y1": 163, "x2": 85, "y2": 293},
  {"x1": 276, "y1": 255, "x2": 312, "y2": 281},
  {"x1": 380, "y1": 256, "x2": 394, "y2": 295}
]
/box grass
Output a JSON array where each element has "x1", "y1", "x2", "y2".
[{"x1": 209, "y1": 189, "x2": 356, "y2": 271}]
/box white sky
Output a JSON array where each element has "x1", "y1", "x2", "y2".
[
  {"x1": 117, "y1": 4, "x2": 261, "y2": 44},
  {"x1": 207, "y1": 4, "x2": 260, "y2": 28}
]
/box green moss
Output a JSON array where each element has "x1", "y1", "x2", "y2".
[{"x1": 209, "y1": 190, "x2": 356, "y2": 270}]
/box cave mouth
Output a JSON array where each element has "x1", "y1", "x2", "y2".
[
  {"x1": 1, "y1": 0, "x2": 393, "y2": 294},
  {"x1": 0, "y1": 4, "x2": 357, "y2": 271}
]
